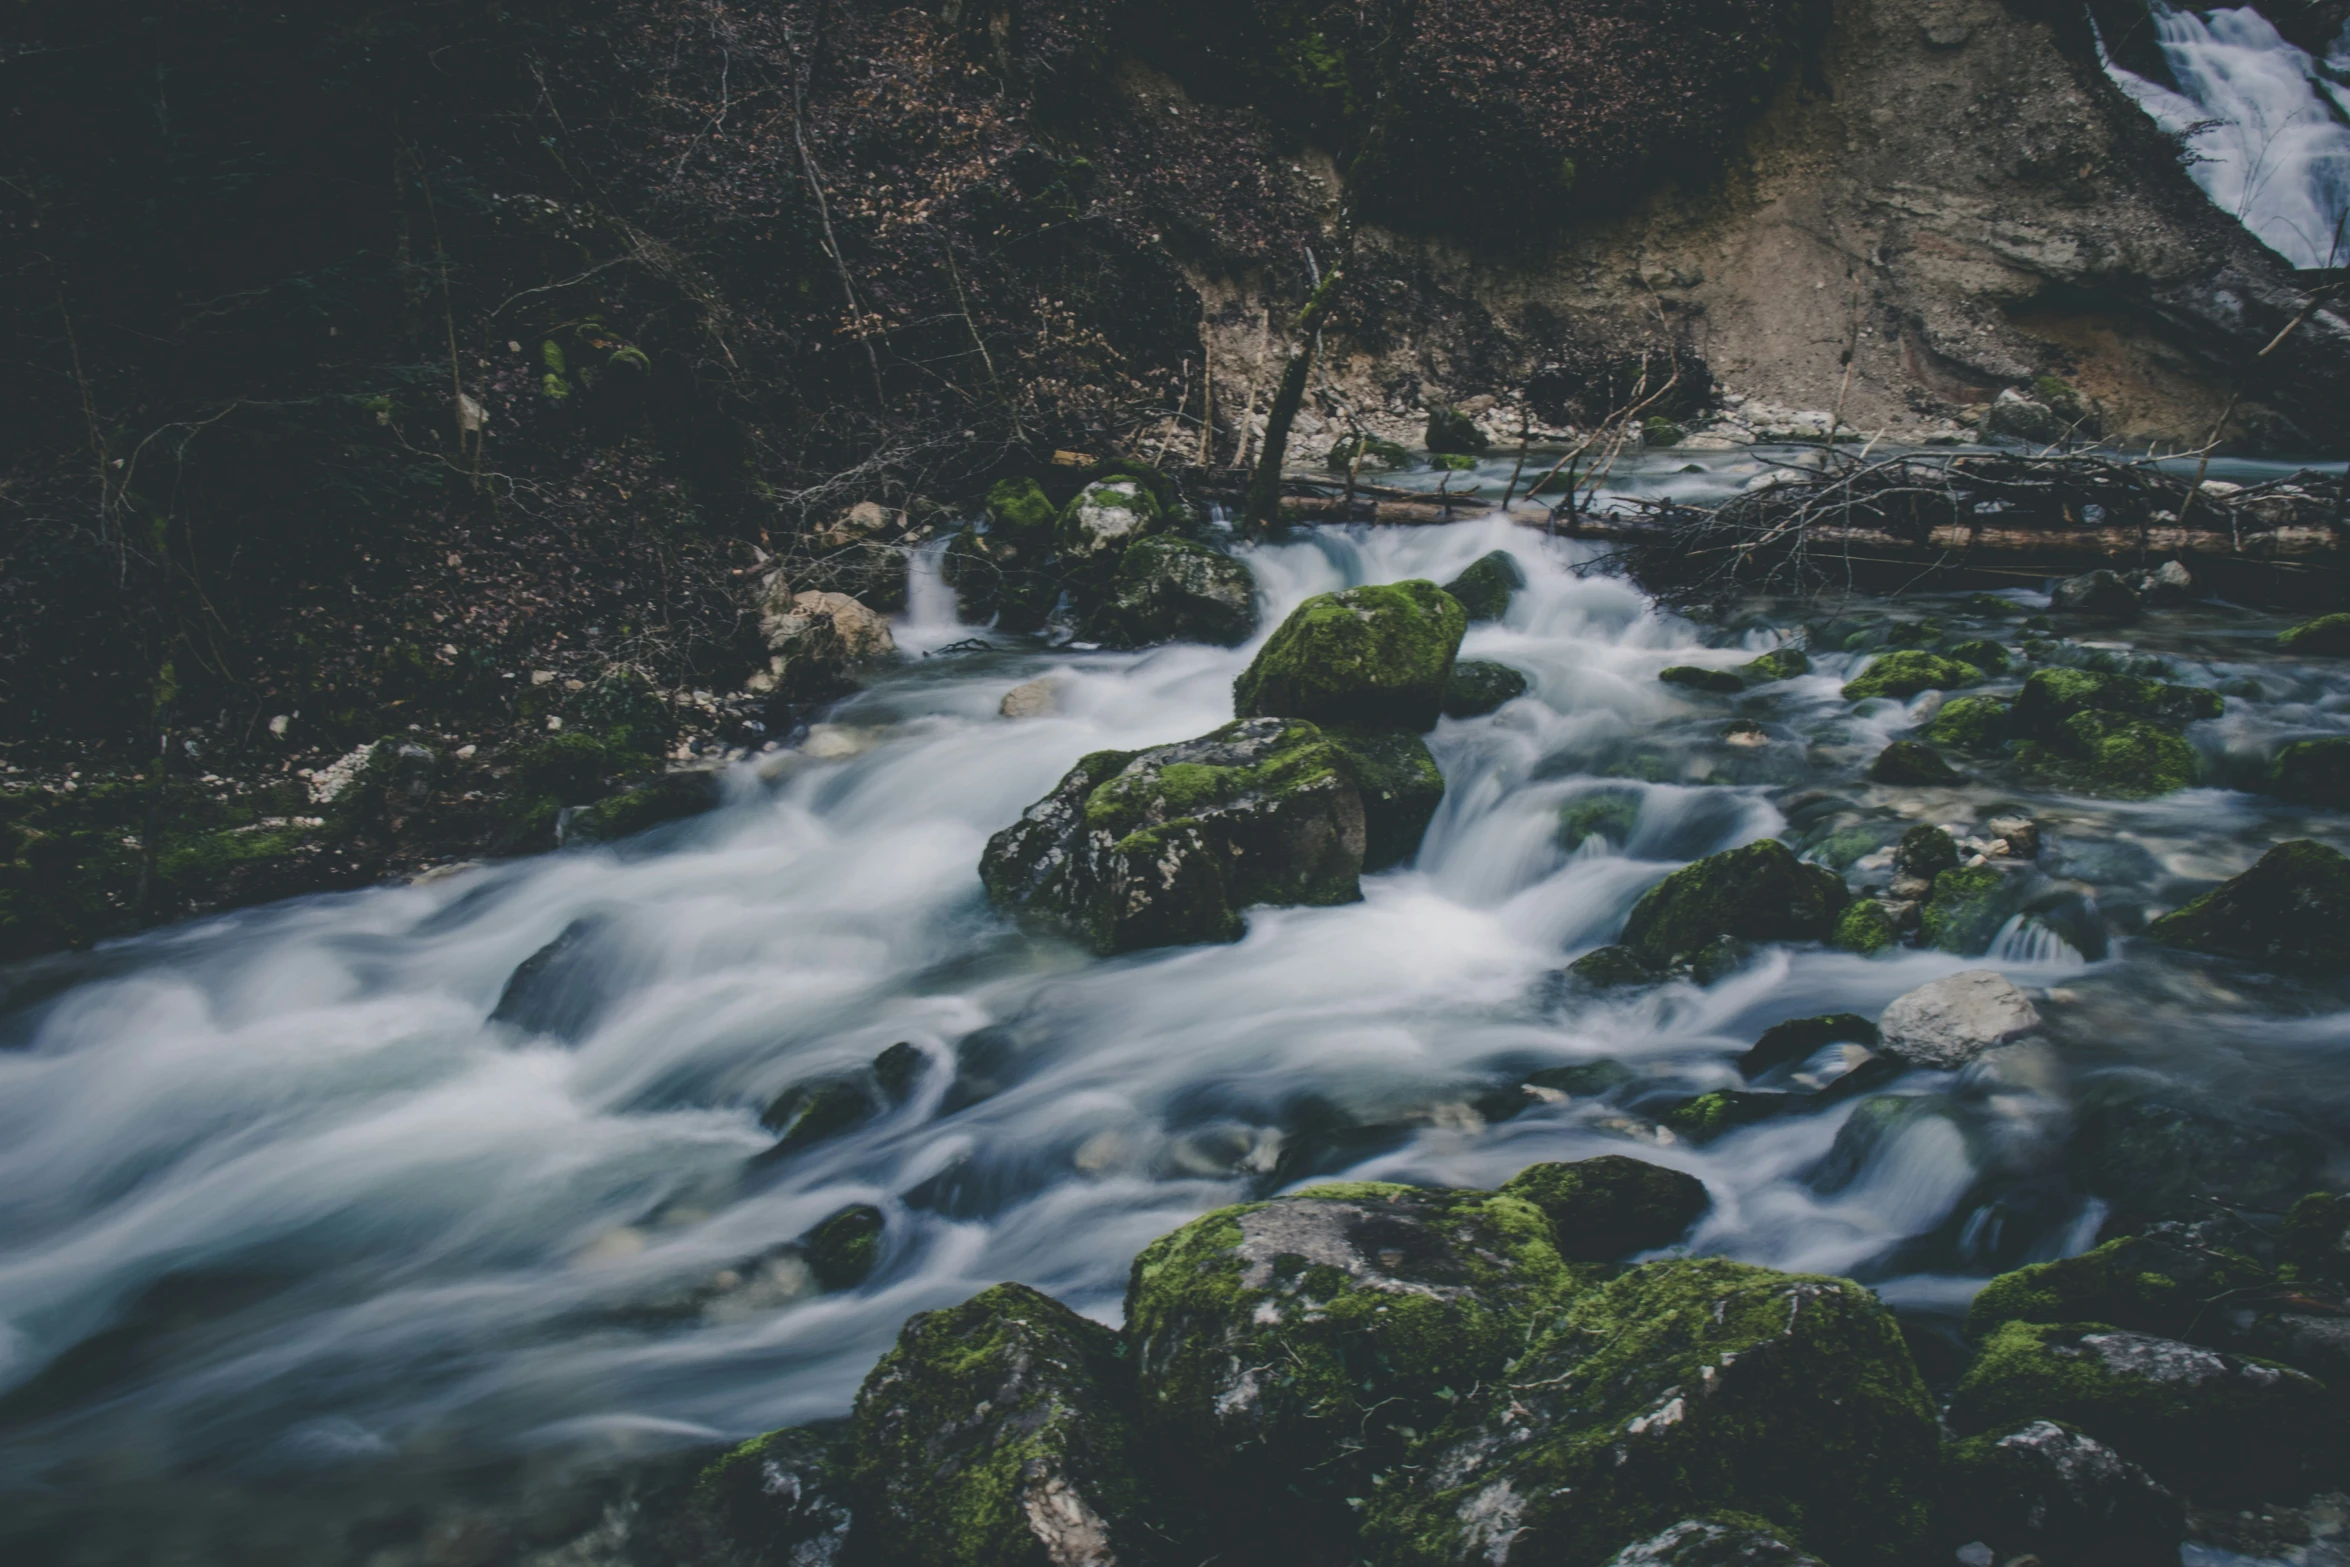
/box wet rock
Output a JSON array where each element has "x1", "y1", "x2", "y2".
[
  {"x1": 2067, "y1": 1096, "x2": 2321, "y2": 1226},
  {"x1": 1426, "y1": 403, "x2": 1491, "y2": 454},
  {"x1": 852, "y1": 1282, "x2": 1152, "y2": 1567},
  {"x1": 1233, "y1": 580, "x2": 1467, "y2": 732},
  {"x1": 1987, "y1": 813, "x2": 2040, "y2": 862},
  {"x1": 1568, "y1": 944, "x2": 1665, "y2": 989},
  {"x1": 1362, "y1": 1258, "x2": 1940, "y2": 1567},
  {"x1": 2144, "y1": 839, "x2": 2350, "y2": 975},
  {"x1": 871, "y1": 1041, "x2": 927, "y2": 1104},
  {"x1": 1738, "y1": 646, "x2": 1810, "y2": 682},
  {"x1": 1944, "y1": 638, "x2": 2011, "y2": 674},
  {"x1": 765, "y1": 590, "x2": 896, "y2": 662},
  {"x1": 2270, "y1": 736, "x2": 2350, "y2": 809},
  {"x1": 1948, "y1": 1322, "x2": 2330, "y2": 1494},
  {"x1": 979, "y1": 717, "x2": 1366, "y2": 954},
  {"x1": 1841, "y1": 650, "x2": 1980, "y2": 701},
  {"x1": 2020, "y1": 709, "x2": 2201, "y2": 799},
  {"x1": 1876, "y1": 970, "x2": 2042, "y2": 1068},
  {"x1": 1661, "y1": 1088, "x2": 1799, "y2": 1143},
  {"x1": 1619, "y1": 839, "x2": 1849, "y2": 969},
  {"x1": 1660, "y1": 664, "x2": 1745, "y2": 693},
  {"x1": 946, "y1": 478, "x2": 1061, "y2": 629},
  {"x1": 2010, "y1": 667, "x2": 2223, "y2": 734},
  {"x1": 999, "y1": 678, "x2": 1059, "y2": 718},
  {"x1": 1830, "y1": 898, "x2": 1898, "y2": 953},
  {"x1": 2134, "y1": 558, "x2": 2197, "y2": 606},
  {"x1": 1945, "y1": 1419, "x2": 2183, "y2": 1567},
  {"x1": 1088, "y1": 535, "x2": 1257, "y2": 649},
  {"x1": 1442, "y1": 659, "x2": 1529, "y2": 717},
  {"x1": 1739, "y1": 1013, "x2": 1878, "y2": 1077},
  {"x1": 1322, "y1": 725, "x2": 1445, "y2": 871},
  {"x1": 1055, "y1": 475, "x2": 1165, "y2": 580},
  {"x1": 1441, "y1": 549, "x2": 1524, "y2": 621},
  {"x1": 488, "y1": 918, "x2": 619, "y2": 1043},
  {"x1": 2280, "y1": 612, "x2": 2350, "y2": 655},
  {"x1": 1499, "y1": 1154, "x2": 1711, "y2": 1261},
  {"x1": 1966, "y1": 1232, "x2": 2272, "y2": 1342},
  {"x1": 1920, "y1": 863, "x2": 2027, "y2": 954},
  {"x1": 2049, "y1": 569, "x2": 2142, "y2": 621},
  {"x1": 1984, "y1": 388, "x2": 2071, "y2": 444},
  {"x1": 2285, "y1": 1191, "x2": 2350, "y2": 1286},
  {"x1": 1925, "y1": 694, "x2": 2013, "y2": 753},
  {"x1": 760, "y1": 1079, "x2": 878, "y2": 1157},
  {"x1": 1894, "y1": 824, "x2": 1960, "y2": 880},
  {"x1": 1601, "y1": 1518, "x2": 1823, "y2": 1567},
  {"x1": 802, "y1": 1204, "x2": 885, "y2": 1291},
  {"x1": 691, "y1": 1423, "x2": 856, "y2": 1567},
  {"x1": 1559, "y1": 789, "x2": 1643, "y2": 852},
  {"x1": 1125, "y1": 1181, "x2": 1575, "y2": 1521},
  {"x1": 1868, "y1": 740, "x2": 1963, "y2": 785},
  {"x1": 567, "y1": 769, "x2": 723, "y2": 844}
]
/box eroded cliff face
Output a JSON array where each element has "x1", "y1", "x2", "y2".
[{"x1": 1197, "y1": 0, "x2": 2350, "y2": 453}]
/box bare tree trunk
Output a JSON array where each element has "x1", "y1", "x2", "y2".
[{"x1": 1243, "y1": 264, "x2": 1345, "y2": 531}]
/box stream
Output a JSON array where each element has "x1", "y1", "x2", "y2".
[{"x1": 3, "y1": 455, "x2": 2348, "y2": 1563}]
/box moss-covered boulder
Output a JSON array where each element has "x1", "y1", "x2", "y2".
[
  {"x1": 1055, "y1": 476, "x2": 1165, "y2": 578},
  {"x1": 802, "y1": 1204, "x2": 885, "y2": 1291},
  {"x1": 979, "y1": 717, "x2": 1368, "y2": 953},
  {"x1": 2019, "y1": 709, "x2": 2201, "y2": 798},
  {"x1": 1841, "y1": 651, "x2": 1979, "y2": 701},
  {"x1": 1125, "y1": 1181, "x2": 1576, "y2": 1523},
  {"x1": 2270, "y1": 736, "x2": 2350, "y2": 809},
  {"x1": 1893, "y1": 824, "x2": 1960, "y2": 880},
  {"x1": 1965, "y1": 1232, "x2": 2272, "y2": 1342},
  {"x1": 1442, "y1": 659, "x2": 1528, "y2": 717},
  {"x1": 2143, "y1": 839, "x2": 2350, "y2": 975},
  {"x1": 1323, "y1": 725, "x2": 1446, "y2": 871},
  {"x1": 1919, "y1": 863, "x2": 2026, "y2": 955},
  {"x1": 1426, "y1": 404, "x2": 1490, "y2": 455},
  {"x1": 1661, "y1": 665, "x2": 1745, "y2": 694},
  {"x1": 1867, "y1": 741, "x2": 1962, "y2": 786},
  {"x1": 2279, "y1": 612, "x2": 2350, "y2": 655},
  {"x1": 852, "y1": 1282, "x2": 1153, "y2": 1567},
  {"x1": 1364, "y1": 1259, "x2": 1939, "y2": 1567},
  {"x1": 691, "y1": 1423, "x2": 856, "y2": 1567},
  {"x1": 1441, "y1": 550, "x2": 1524, "y2": 621},
  {"x1": 1499, "y1": 1155, "x2": 1710, "y2": 1262},
  {"x1": 1947, "y1": 1321, "x2": 2330, "y2": 1494},
  {"x1": 1620, "y1": 840, "x2": 1849, "y2": 969},
  {"x1": 2009, "y1": 667, "x2": 2222, "y2": 735},
  {"x1": 1567, "y1": 944, "x2": 1665, "y2": 989},
  {"x1": 1944, "y1": 639, "x2": 2011, "y2": 675},
  {"x1": 1560, "y1": 788, "x2": 1643, "y2": 852},
  {"x1": 945, "y1": 478, "x2": 1063, "y2": 629},
  {"x1": 1088, "y1": 534, "x2": 1257, "y2": 649},
  {"x1": 1944, "y1": 1420, "x2": 2182, "y2": 1567},
  {"x1": 1233, "y1": 580, "x2": 1467, "y2": 732},
  {"x1": 1738, "y1": 647, "x2": 1810, "y2": 683},
  {"x1": 1925, "y1": 694, "x2": 2012, "y2": 753},
  {"x1": 1830, "y1": 899, "x2": 1898, "y2": 953},
  {"x1": 1661, "y1": 1089, "x2": 1798, "y2": 1143}
]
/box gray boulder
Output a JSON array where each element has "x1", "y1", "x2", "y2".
[
  {"x1": 2048, "y1": 569, "x2": 2141, "y2": 621},
  {"x1": 1945, "y1": 1419, "x2": 2182, "y2": 1567},
  {"x1": 1876, "y1": 970, "x2": 2041, "y2": 1068},
  {"x1": 1088, "y1": 535, "x2": 1257, "y2": 648}
]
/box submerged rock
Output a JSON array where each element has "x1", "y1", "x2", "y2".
[
  {"x1": 1441, "y1": 549, "x2": 1525, "y2": 621},
  {"x1": 1875, "y1": 970, "x2": 2041, "y2": 1068},
  {"x1": 1841, "y1": 650, "x2": 1979, "y2": 701},
  {"x1": 1948, "y1": 1322, "x2": 2329, "y2": 1494},
  {"x1": 1661, "y1": 664, "x2": 1745, "y2": 694},
  {"x1": 1944, "y1": 1420, "x2": 2183, "y2": 1567},
  {"x1": 1893, "y1": 823, "x2": 1960, "y2": 880},
  {"x1": 1125, "y1": 1181, "x2": 1575, "y2": 1521},
  {"x1": 1055, "y1": 475, "x2": 1165, "y2": 579},
  {"x1": 1567, "y1": 943, "x2": 1666, "y2": 989},
  {"x1": 1233, "y1": 580, "x2": 1467, "y2": 732},
  {"x1": 1498, "y1": 1155, "x2": 1711, "y2": 1261},
  {"x1": 979, "y1": 717, "x2": 1367, "y2": 954},
  {"x1": 1088, "y1": 534, "x2": 1257, "y2": 649},
  {"x1": 1442, "y1": 659, "x2": 1529, "y2": 717},
  {"x1": 1868, "y1": 740, "x2": 1962, "y2": 785},
  {"x1": 2143, "y1": 838, "x2": 2350, "y2": 975},
  {"x1": 1619, "y1": 839, "x2": 1849, "y2": 969},
  {"x1": 852, "y1": 1282, "x2": 1152, "y2": 1567},
  {"x1": 1660, "y1": 1088, "x2": 1798, "y2": 1143},
  {"x1": 1919, "y1": 863, "x2": 2027, "y2": 954},
  {"x1": 1925, "y1": 693, "x2": 2013, "y2": 753},
  {"x1": 1738, "y1": 646, "x2": 1810, "y2": 682},
  {"x1": 2278, "y1": 612, "x2": 2350, "y2": 655},
  {"x1": 1362, "y1": 1258, "x2": 1940, "y2": 1567},
  {"x1": 801, "y1": 1204, "x2": 885, "y2": 1291},
  {"x1": 1559, "y1": 788, "x2": 1643, "y2": 852}
]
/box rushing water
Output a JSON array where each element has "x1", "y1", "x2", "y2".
[
  {"x1": 2103, "y1": 3, "x2": 2350, "y2": 269},
  {"x1": 4, "y1": 460, "x2": 2349, "y2": 1562}
]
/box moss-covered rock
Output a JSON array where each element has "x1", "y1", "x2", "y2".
[
  {"x1": 2019, "y1": 709, "x2": 2200, "y2": 799},
  {"x1": 1441, "y1": 550, "x2": 1524, "y2": 622},
  {"x1": 946, "y1": 477, "x2": 1064, "y2": 630},
  {"x1": 2066, "y1": 1095, "x2": 2322, "y2": 1227},
  {"x1": 852, "y1": 1281, "x2": 1154, "y2": 1567},
  {"x1": 1661, "y1": 1089, "x2": 1798, "y2": 1143},
  {"x1": 2010, "y1": 667, "x2": 2223, "y2": 735},
  {"x1": 1323, "y1": 725, "x2": 1446, "y2": 871},
  {"x1": 2269, "y1": 736, "x2": 2350, "y2": 809},
  {"x1": 1965, "y1": 1233, "x2": 2272, "y2": 1342},
  {"x1": 1661, "y1": 665, "x2": 1745, "y2": 694},
  {"x1": 1925, "y1": 694, "x2": 2013, "y2": 753},
  {"x1": 1425, "y1": 404, "x2": 1490, "y2": 455},
  {"x1": 1441, "y1": 659, "x2": 1528, "y2": 718},
  {"x1": 1088, "y1": 534, "x2": 1258, "y2": 649},
  {"x1": 1233, "y1": 580, "x2": 1467, "y2": 732},
  {"x1": 1365, "y1": 1258, "x2": 1940, "y2": 1567},
  {"x1": 760, "y1": 1078, "x2": 878, "y2": 1157},
  {"x1": 1559, "y1": 788, "x2": 1643, "y2": 852},
  {"x1": 1919, "y1": 864, "x2": 2025, "y2": 955},
  {"x1": 1055, "y1": 476, "x2": 1165, "y2": 575},
  {"x1": 1841, "y1": 651, "x2": 1979, "y2": 701},
  {"x1": 1125, "y1": 1182, "x2": 1576, "y2": 1525},
  {"x1": 1737, "y1": 647, "x2": 1810, "y2": 683},
  {"x1": 691, "y1": 1423, "x2": 856, "y2": 1567},
  {"x1": 1832, "y1": 904, "x2": 1897, "y2": 956},
  {"x1": 2278, "y1": 612, "x2": 2350, "y2": 655},
  {"x1": 1867, "y1": 741, "x2": 1962, "y2": 786},
  {"x1": 979, "y1": 717, "x2": 1367, "y2": 953},
  {"x1": 1944, "y1": 1420, "x2": 2182, "y2": 1567},
  {"x1": 566, "y1": 769, "x2": 722, "y2": 844},
  {"x1": 1947, "y1": 1321, "x2": 2329, "y2": 1494},
  {"x1": 1499, "y1": 1155, "x2": 1710, "y2": 1262},
  {"x1": 1568, "y1": 944, "x2": 1665, "y2": 989},
  {"x1": 1944, "y1": 639, "x2": 2011, "y2": 675},
  {"x1": 1620, "y1": 840, "x2": 1849, "y2": 969},
  {"x1": 2143, "y1": 838, "x2": 2350, "y2": 975},
  {"x1": 802, "y1": 1204, "x2": 885, "y2": 1291},
  {"x1": 1893, "y1": 824, "x2": 1960, "y2": 880}
]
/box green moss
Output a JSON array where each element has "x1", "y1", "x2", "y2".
[
  {"x1": 1089, "y1": 534, "x2": 1258, "y2": 649},
  {"x1": 2270, "y1": 737, "x2": 2350, "y2": 809},
  {"x1": 852, "y1": 1282, "x2": 1152, "y2": 1567},
  {"x1": 984, "y1": 476, "x2": 1059, "y2": 550},
  {"x1": 2278, "y1": 612, "x2": 2350, "y2": 655},
  {"x1": 2010, "y1": 668, "x2": 2222, "y2": 734},
  {"x1": 1620, "y1": 839, "x2": 1849, "y2": 968},
  {"x1": 1568, "y1": 944, "x2": 1664, "y2": 989},
  {"x1": 1441, "y1": 550, "x2": 1525, "y2": 622},
  {"x1": 1661, "y1": 1088, "x2": 1795, "y2": 1143},
  {"x1": 1559, "y1": 788, "x2": 1642, "y2": 852},
  {"x1": 1425, "y1": 405, "x2": 1490, "y2": 454},
  {"x1": 2027, "y1": 711, "x2": 2200, "y2": 799},
  {"x1": 1322, "y1": 724, "x2": 1445, "y2": 871},
  {"x1": 1661, "y1": 665, "x2": 1745, "y2": 694},
  {"x1": 1944, "y1": 639, "x2": 2011, "y2": 674},
  {"x1": 1831, "y1": 899, "x2": 1897, "y2": 954},
  {"x1": 2144, "y1": 839, "x2": 2350, "y2": 975},
  {"x1": 1965, "y1": 1234, "x2": 2271, "y2": 1341},
  {"x1": 1643, "y1": 415, "x2": 1687, "y2": 447},
  {"x1": 1365, "y1": 1259, "x2": 1940, "y2": 1567},
  {"x1": 1738, "y1": 647, "x2": 1810, "y2": 682},
  {"x1": 692, "y1": 1424, "x2": 854, "y2": 1563},
  {"x1": 1498, "y1": 1155, "x2": 1710, "y2": 1261},
  {"x1": 803, "y1": 1203, "x2": 885, "y2": 1290},
  {"x1": 1867, "y1": 741, "x2": 1962, "y2": 786},
  {"x1": 1841, "y1": 651, "x2": 1979, "y2": 701},
  {"x1": 1442, "y1": 659, "x2": 1529, "y2": 717},
  {"x1": 1327, "y1": 433, "x2": 1413, "y2": 471},
  {"x1": 1925, "y1": 695, "x2": 2012, "y2": 753},
  {"x1": 1233, "y1": 579, "x2": 1467, "y2": 732},
  {"x1": 1919, "y1": 864, "x2": 2021, "y2": 955}
]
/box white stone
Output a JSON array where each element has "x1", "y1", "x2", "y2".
[
  {"x1": 1877, "y1": 969, "x2": 2043, "y2": 1069},
  {"x1": 1000, "y1": 677, "x2": 1060, "y2": 718}
]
